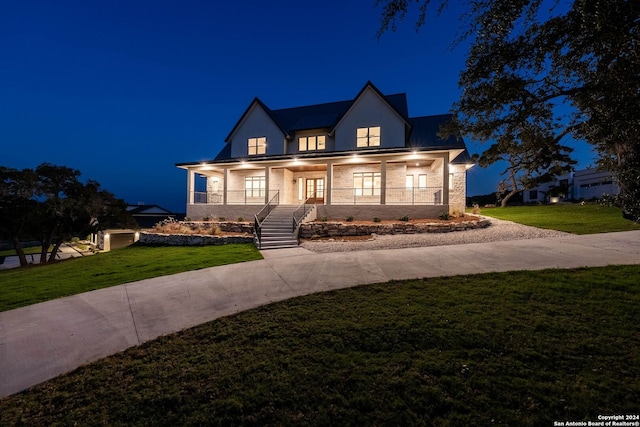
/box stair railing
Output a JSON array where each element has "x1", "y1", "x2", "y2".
[
  {"x1": 292, "y1": 192, "x2": 316, "y2": 232},
  {"x1": 254, "y1": 191, "x2": 279, "y2": 248}
]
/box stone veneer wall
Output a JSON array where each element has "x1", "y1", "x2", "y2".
[
  {"x1": 449, "y1": 164, "x2": 467, "y2": 214},
  {"x1": 140, "y1": 231, "x2": 253, "y2": 246},
  {"x1": 299, "y1": 217, "x2": 491, "y2": 238}
]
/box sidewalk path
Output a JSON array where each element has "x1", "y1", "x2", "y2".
[{"x1": 1, "y1": 231, "x2": 639, "y2": 398}]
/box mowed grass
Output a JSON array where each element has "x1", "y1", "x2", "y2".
[
  {"x1": 1, "y1": 266, "x2": 638, "y2": 426},
  {"x1": 0, "y1": 244, "x2": 262, "y2": 312},
  {"x1": 478, "y1": 203, "x2": 640, "y2": 234}
]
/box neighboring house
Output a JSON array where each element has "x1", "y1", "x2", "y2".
[
  {"x1": 523, "y1": 168, "x2": 619, "y2": 203},
  {"x1": 176, "y1": 82, "x2": 474, "y2": 221},
  {"x1": 126, "y1": 204, "x2": 184, "y2": 228}
]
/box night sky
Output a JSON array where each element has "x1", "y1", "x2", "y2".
[{"x1": 1, "y1": 0, "x2": 597, "y2": 213}]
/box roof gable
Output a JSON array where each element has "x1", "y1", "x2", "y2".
[
  {"x1": 330, "y1": 81, "x2": 411, "y2": 134},
  {"x1": 224, "y1": 98, "x2": 289, "y2": 143}
]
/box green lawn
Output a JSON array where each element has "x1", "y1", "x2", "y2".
[
  {"x1": 477, "y1": 203, "x2": 640, "y2": 234},
  {"x1": 0, "y1": 246, "x2": 50, "y2": 257},
  {"x1": 0, "y1": 244, "x2": 262, "y2": 312},
  {"x1": 1, "y1": 266, "x2": 638, "y2": 426}
]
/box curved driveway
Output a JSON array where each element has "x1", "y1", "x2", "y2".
[{"x1": 1, "y1": 230, "x2": 639, "y2": 397}]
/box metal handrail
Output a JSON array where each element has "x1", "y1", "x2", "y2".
[
  {"x1": 292, "y1": 192, "x2": 316, "y2": 232},
  {"x1": 254, "y1": 191, "x2": 279, "y2": 247}
]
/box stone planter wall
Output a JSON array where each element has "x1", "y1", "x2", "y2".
[
  {"x1": 140, "y1": 232, "x2": 254, "y2": 246},
  {"x1": 299, "y1": 218, "x2": 491, "y2": 238},
  {"x1": 180, "y1": 221, "x2": 254, "y2": 234}
]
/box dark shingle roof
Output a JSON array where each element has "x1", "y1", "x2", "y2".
[
  {"x1": 407, "y1": 114, "x2": 465, "y2": 150},
  {"x1": 271, "y1": 100, "x2": 352, "y2": 133}
]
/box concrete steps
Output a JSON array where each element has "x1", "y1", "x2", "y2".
[{"x1": 256, "y1": 206, "x2": 299, "y2": 249}]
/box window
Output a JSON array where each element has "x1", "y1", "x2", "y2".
[
  {"x1": 353, "y1": 172, "x2": 381, "y2": 196},
  {"x1": 248, "y1": 137, "x2": 266, "y2": 155},
  {"x1": 299, "y1": 135, "x2": 326, "y2": 151},
  {"x1": 529, "y1": 190, "x2": 538, "y2": 200},
  {"x1": 356, "y1": 126, "x2": 380, "y2": 148},
  {"x1": 245, "y1": 176, "x2": 265, "y2": 198},
  {"x1": 418, "y1": 174, "x2": 427, "y2": 188},
  {"x1": 406, "y1": 175, "x2": 414, "y2": 188}
]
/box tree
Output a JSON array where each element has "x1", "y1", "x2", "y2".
[
  {"x1": 1, "y1": 163, "x2": 132, "y2": 266},
  {"x1": 376, "y1": 0, "x2": 640, "y2": 219},
  {"x1": 0, "y1": 167, "x2": 39, "y2": 266}
]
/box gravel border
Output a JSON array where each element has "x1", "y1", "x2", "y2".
[{"x1": 300, "y1": 216, "x2": 571, "y2": 253}]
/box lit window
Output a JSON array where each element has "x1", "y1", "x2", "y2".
[
  {"x1": 418, "y1": 174, "x2": 427, "y2": 188},
  {"x1": 406, "y1": 175, "x2": 414, "y2": 188},
  {"x1": 353, "y1": 172, "x2": 381, "y2": 196},
  {"x1": 248, "y1": 137, "x2": 266, "y2": 155},
  {"x1": 299, "y1": 135, "x2": 326, "y2": 151},
  {"x1": 245, "y1": 176, "x2": 265, "y2": 198},
  {"x1": 356, "y1": 126, "x2": 380, "y2": 148}
]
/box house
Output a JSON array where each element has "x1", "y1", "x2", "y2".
[
  {"x1": 523, "y1": 168, "x2": 619, "y2": 203},
  {"x1": 176, "y1": 82, "x2": 473, "y2": 224},
  {"x1": 126, "y1": 204, "x2": 184, "y2": 228}
]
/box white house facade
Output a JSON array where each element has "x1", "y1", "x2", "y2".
[
  {"x1": 177, "y1": 82, "x2": 473, "y2": 222},
  {"x1": 523, "y1": 168, "x2": 619, "y2": 203}
]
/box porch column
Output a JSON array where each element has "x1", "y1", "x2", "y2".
[
  {"x1": 442, "y1": 153, "x2": 450, "y2": 205},
  {"x1": 326, "y1": 162, "x2": 333, "y2": 204},
  {"x1": 265, "y1": 166, "x2": 270, "y2": 204},
  {"x1": 380, "y1": 160, "x2": 387, "y2": 205},
  {"x1": 223, "y1": 168, "x2": 228, "y2": 205},
  {"x1": 187, "y1": 169, "x2": 195, "y2": 205}
]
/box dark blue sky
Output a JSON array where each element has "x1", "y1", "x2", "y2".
[{"x1": 1, "y1": 0, "x2": 596, "y2": 212}]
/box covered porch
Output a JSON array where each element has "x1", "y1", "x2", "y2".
[{"x1": 180, "y1": 150, "x2": 467, "y2": 220}]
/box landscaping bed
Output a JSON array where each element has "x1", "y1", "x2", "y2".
[{"x1": 300, "y1": 215, "x2": 490, "y2": 239}]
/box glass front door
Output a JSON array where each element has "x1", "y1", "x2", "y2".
[{"x1": 306, "y1": 178, "x2": 324, "y2": 203}]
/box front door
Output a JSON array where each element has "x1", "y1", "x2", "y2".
[{"x1": 306, "y1": 178, "x2": 325, "y2": 203}]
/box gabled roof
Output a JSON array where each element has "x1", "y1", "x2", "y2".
[
  {"x1": 451, "y1": 149, "x2": 474, "y2": 164},
  {"x1": 126, "y1": 204, "x2": 176, "y2": 215},
  {"x1": 329, "y1": 81, "x2": 411, "y2": 134},
  {"x1": 224, "y1": 82, "x2": 410, "y2": 144},
  {"x1": 224, "y1": 97, "x2": 291, "y2": 142}
]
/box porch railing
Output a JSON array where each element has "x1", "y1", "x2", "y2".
[
  {"x1": 193, "y1": 187, "x2": 443, "y2": 206},
  {"x1": 292, "y1": 192, "x2": 316, "y2": 232},
  {"x1": 254, "y1": 191, "x2": 279, "y2": 248},
  {"x1": 192, "y1": 190, "x2": 279, "y2": 205},
  {"x1": 330, "y1": 187, "x2": 443, "y2": 205}
]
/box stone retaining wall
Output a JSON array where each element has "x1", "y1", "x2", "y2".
[
  {"x1": 181, "y1": 221, "x2": 253, "y2": 234},
  {"x1": 299, "y1": 218, "x2": 491, "y2": 238},
  {"x1": 140, "y1": 232, "x2": 254, "y2": 246}
]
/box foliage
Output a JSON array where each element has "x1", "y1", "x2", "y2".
[
  {"x1": 0, "y1": 163, "x2": 134, "y2": 266},
  {"x1": 0, "y1": 244, "x2": 262, "y2": 312},
  {"x1": 438, "y1": 211, "x2": 449, "y2": 220},
  {"x1": 479, "y1": 203, "x2": 640, "y2": 234},
  {"x1": 2, "y1": 266, "x2": 639, "y2": 425},
  {"x1": 376, "y1": 0, "x2": 640, "y2": 218},
  {"x1": 373, "y1": 216, "x2": 381, "y2": 222},
  {"x1": 345, "y1": 215, "x2": 354, "y2": 222},
  {"x1": 398, "y1": 215, "x2": 410, "y2": 221}
]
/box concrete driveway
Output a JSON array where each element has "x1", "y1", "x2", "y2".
[{"x1": 1, "y1": 230, "x2": 639, "y2": 398}]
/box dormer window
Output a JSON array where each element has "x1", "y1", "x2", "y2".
[
  {"x1": 356, "y1": 126, "x2": 380, "y2": 148},
  {"x1": 299, "y1": 135, "x2": 326, "y2": 151},
  {"x1": 248, "y1": 137, "x2": 266, "y2": 155}
]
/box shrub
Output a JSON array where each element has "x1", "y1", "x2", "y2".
[
  {"x1": 237, "y1": 217, "x2": 244, "y2": 222},
  {"x1": 439, "y1": 212, "x2": 450, "y2": 220},
  {"x1": 202, "y1": 216, "x2": 210, "y2": 221},
  {"x1": 472, "y1": 203, "x2": 481, "y2": 215},
  {"x1": 345, "y1": 216, "x2": 354, "y2": 222},
  {"x1": 218, "y1": 217, "x2": 226, "y2": 221},
  {"x1": 184, "y1": 216, "x2": 191, "y2": 221},
  {"x1": 320, "y1": 216, "x2": 328, "y2": 222},
  {"x1": 398, "y1": 215, "x2": 409, "y2": 222},
  {"x1": 373, "y1": 217, "x2": 381, "y2": 222},
  {"x1": 210, "y1": 226, "x2": 222, "y2": 236}
]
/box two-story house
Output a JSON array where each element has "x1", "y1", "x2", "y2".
[{"x1": 176, "y1": 82, "x2": 473, "y2": 223}]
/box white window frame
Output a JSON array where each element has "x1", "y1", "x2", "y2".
[
  {"x1": 353, "y1": 172, "x2": 381, "y2": 196},
  {"x1": 299, "y1": 135, "x2": 326, "y2": 152},
  {"x1": 248, "y1": 137, "x2": 266, "y2": 156},
  {"x1": 245, "y1": 176, "x2": 266, "y2": 198},
  {"x1": 356, "y1": 126, "x2": 381, "y2": 148},
  {"x1": 418, "y1": 174, "x2": 427, "y2": 189}
]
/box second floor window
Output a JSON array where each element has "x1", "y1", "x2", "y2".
[
  {"x1": 248, "y1": 137, "x2": 266, "y2": 155},
  {"x1": 356, "y1": 126, "x2": 380, "y2": 148},
  {"x1": 299, "y1": 135, "x2": 326, "y2": 151}
]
